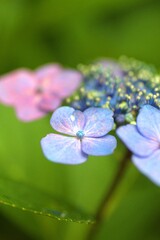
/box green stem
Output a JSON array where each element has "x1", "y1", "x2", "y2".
[{"x1": 87, "y1": 150, "x2": 131, "y2": 240}]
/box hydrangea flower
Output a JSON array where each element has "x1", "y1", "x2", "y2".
[
  {"x1": 117, "y1": 105, "x2": 160, "y2": 185},
  {"x1": 0, "y1": 64, "x2": 82, "y2": 121},
  {"x1": 41, "y1": 106, "x2": 117, "y2": 164},
  {"x1": 71, "y1": 57, "x2": 160, "y2": 125}
]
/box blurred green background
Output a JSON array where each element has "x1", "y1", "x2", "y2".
[
  {"x1": 1, "y1": 0, "x2": 160, "y2": 73},
  {"x1": 0, "y1": 0, "x2": 160, "y2": 239}
]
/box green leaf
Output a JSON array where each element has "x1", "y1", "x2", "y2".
[{"x1": 0, "y1": 176, "x2": 94, "y2": 224}]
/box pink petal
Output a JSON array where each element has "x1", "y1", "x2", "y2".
[
  {"x1": 36, "y1": 65, "x2": 82, "y2": 100},
  {"x1": 35, "y1": 64, "x2": 62, "y2": 92},
  {"x1": 38, "y1": 93, "x2": 61, "y2": 112},
  {"x1": 0, "y1": 70, "x2": 36, "y2": 106},
  {"x1": 15, "y1": 96, "x2": 45, "y2": 122},
  {"x1": 36, "y1": 64, "x2": 61, "y2": 78},
  {"x1": 52, "y1": 70, "x2": 82, "y2": 98}
]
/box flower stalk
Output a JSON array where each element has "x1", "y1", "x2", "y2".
[{"x1": 87, "y1": 149, "x2": 131, "y2": 240}]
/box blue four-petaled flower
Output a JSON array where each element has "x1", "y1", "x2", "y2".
[
  {"x1": 117, "y1": 105, "x2": 160, "y2": 185},
  {"x1": 41, "y1": 106, "x2": 117, "y2": 164}
]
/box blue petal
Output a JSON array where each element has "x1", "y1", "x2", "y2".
[
  {"x1": 117, "y1": 124, "x2": 159, "y2": 157},
  {"x1": 83, "y1": 107, "x2": 114, "y2": 137},
  {"x1": 41, "y1": 134, "x2": 88, "y2": 164},
  {"x1": 132, "y1": 150, "x2": 160, "y2": 186},
  {"x1": 82, "y1": 135, "x2": 117, "y2": 156},
  {"x1": 50, "y1": 106, "x2": 85, "y2": 136},
  {"x1": 137, "y1": 105, "x2": 160, "y2": 141}
]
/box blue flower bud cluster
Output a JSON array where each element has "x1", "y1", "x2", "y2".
[{"x1": 69, "y1": 57, "x2": 160, "y2": 125}]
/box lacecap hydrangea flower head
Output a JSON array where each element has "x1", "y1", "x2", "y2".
[
  {"x1": 70, "y1": 57, "x2": 160, "y2": 125},
  {"x1": 41, "y1": 106, "x2": 117, "y2": 164},
  {"x1": 0, "y1": 64, "x2": 82, "y2": 121}
]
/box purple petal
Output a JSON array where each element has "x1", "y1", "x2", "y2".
[
  {"x1": 41, "y1": 134, "x2": 87, "y2": 164},
  {"x1": 0, "y1": 70, "x2": 36, "y2": 106},
  {"x1": 50, "y1": 106, "x2": 85, "y2": 136},
  {"x1": 15, "y1": 96, "x2": 45, "y2": 122},
  {"x1": 82, "y1": 135, "x2": 117, "y2": 156},
  {"x1": 137, "y1": 105, "x2": 160, "y2": 142},
  {"x1": 98, "y1": 60, "x2": 124, "y2": 78},
  {"x1": 83, "y1": 107, "x2": 114, "y2": 137},
  {"x1": 132, "y1": 150, "x2": 160, "y2": 185},
  {"x1": 117, "y1": 124, "x2": 159, "y2": 157}
]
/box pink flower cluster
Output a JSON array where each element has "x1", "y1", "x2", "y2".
[{"x1": 0, "y1": 64, "x2": 82, "y2": 121}]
